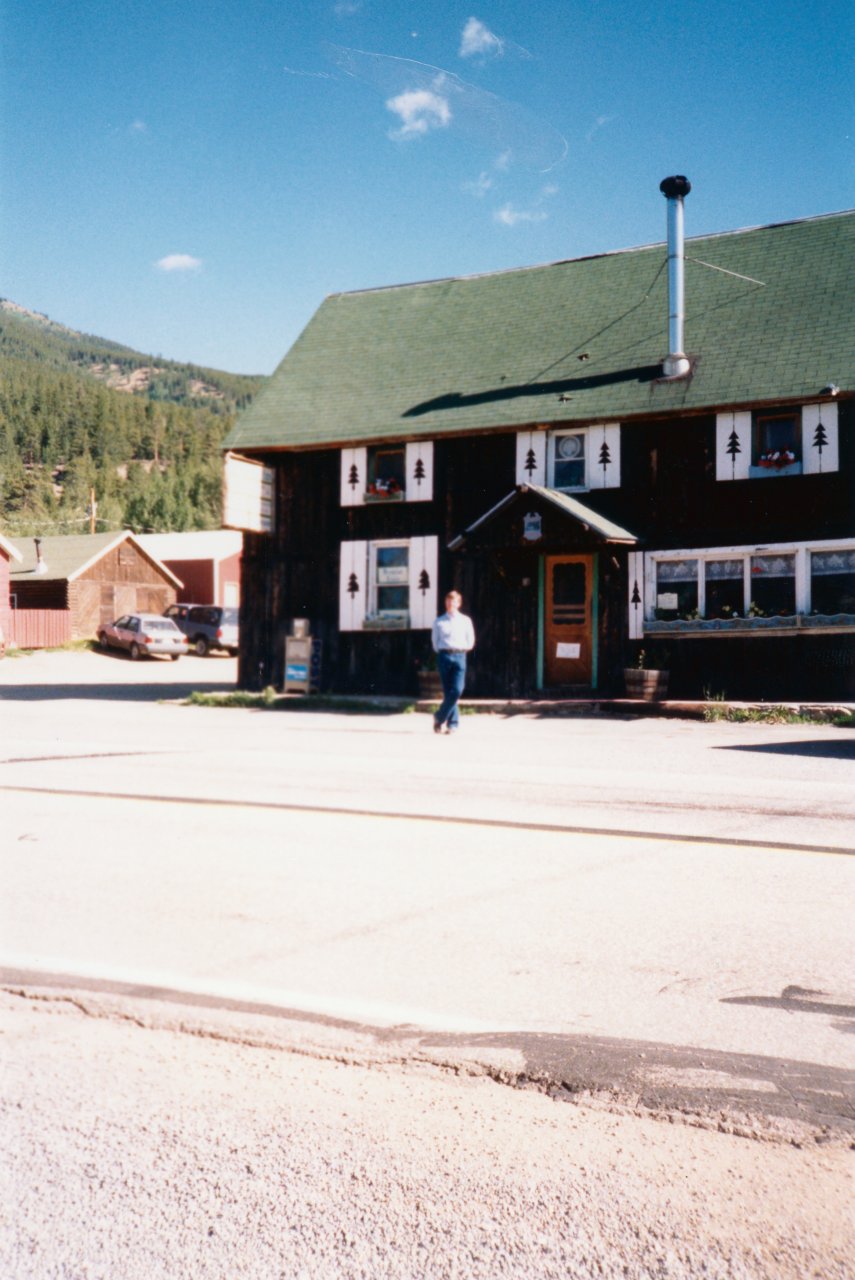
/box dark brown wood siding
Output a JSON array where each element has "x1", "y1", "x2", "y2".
[{"x1": 236, "y1": 400, "x2": 855, "y2": 698}]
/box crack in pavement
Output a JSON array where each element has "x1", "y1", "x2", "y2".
[{"x1": 3, "y1": 968, "x2": 853, "y2": 1149}]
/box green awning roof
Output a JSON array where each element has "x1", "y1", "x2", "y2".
[{"x1": 449, "y1": 485, "x2": 639, "y2": 549}]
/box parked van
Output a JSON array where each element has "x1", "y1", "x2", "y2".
[{"x1": 164, "y1": 603, "x2": 239, "y2": 657}]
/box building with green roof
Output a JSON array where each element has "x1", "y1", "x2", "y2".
[{"x1": 224, "y1": 192, "x2": 854, "y2": 701}]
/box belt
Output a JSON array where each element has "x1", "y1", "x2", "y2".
[{"x1": 440, "y1": 648, "x2": 467, "y2": 654}]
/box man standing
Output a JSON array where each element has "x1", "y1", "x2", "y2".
[{"x1": 431, "y1": 590, "x2": 475, "y2": 735}]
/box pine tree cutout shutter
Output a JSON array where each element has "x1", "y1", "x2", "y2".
[
  {"x1": 340, "y1": 448, "x2": 368, "y2": 506},
  {"x1": 405, "y1": 442, "x2": 434, "y2": 502},
  {"x1": 515, "y1": 431, "x2": 546, "y2": 485},
  {"x1": 339, "y1": 540, "x2": 367, "y2": 630},
  {"x1": 409, "y1": 535, "x2": 438, "y2": 628},
  {"x1": 802, "y1": 403, "x2": 838, "y2": 474},
  {"x1": 716, "y1": 412, "x2": 751, "y2": 480}
]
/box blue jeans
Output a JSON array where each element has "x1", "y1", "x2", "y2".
[{"x1": 436, "y1": 651, "x2": 466, "y2": 730}]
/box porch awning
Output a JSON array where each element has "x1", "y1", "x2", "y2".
[{"x1": 448, "y1": 484, "x2": 639, "y2": 550}]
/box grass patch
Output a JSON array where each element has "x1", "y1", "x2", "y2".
[{"x1": 703, "y1": 704, "x2": 855, "y2": 726}]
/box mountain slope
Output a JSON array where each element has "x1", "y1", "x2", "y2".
[{"x1": 0, "y1": 303, "x2": 264, "y2": 537}]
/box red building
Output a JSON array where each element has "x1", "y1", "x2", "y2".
[
  {"x1": 0, "y1": 532, "x2": 22, "y2": 650},
  {"x1": 137, "y1": 530, "x2": 242, "y2": 606}
]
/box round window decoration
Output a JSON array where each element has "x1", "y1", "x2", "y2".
[{"x1": 557, "y1": 434, "x2": 583, "y2": 460}]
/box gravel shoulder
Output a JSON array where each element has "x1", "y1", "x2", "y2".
[{"x1": 2, "y1": 991, "x2": 852, "y2": 1280}]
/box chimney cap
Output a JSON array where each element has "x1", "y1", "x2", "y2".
[{"x1": 660, "y1": 175, "x2": 691, "y2": 199}]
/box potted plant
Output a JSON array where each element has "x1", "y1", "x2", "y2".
[{"x1": 624, "y1": 648, "x2": 670, "y2": 700}]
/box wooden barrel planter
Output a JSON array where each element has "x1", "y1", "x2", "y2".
[
  {"x1": 417, "y1": 670, "x2": 443, "y2": 700},
  {"x1": 624, "y1": 668, "x2": 669, "y2": 700}
]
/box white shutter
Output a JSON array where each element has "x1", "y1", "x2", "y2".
[
  {"x1": 405, "y1": 441, "x2": 434, "y2": 502},
  {"x1": 408, "y1": 535, "x2": 438, "y2": 629},
  {"x1": 627, "y1": 551, "x2": 645, "y2": 640},
  {"x1": 802, "y1": 403, "x2": 838, "y2": 474},
  {"x1": 516, "y1": 431, "x2": 546, "y2": 485},
  {"x1": 340, "y1": 448, "x2": 367, "y2": 506},
  {"x1": 587, "y1": 423, "x2": 621, "y2": 490},
  {"x1": 716, "y1": 412, "x2": 751, "y2": 481},
  {"x1": 339, "y1": 540, "x2": 367, "y2": 631}
]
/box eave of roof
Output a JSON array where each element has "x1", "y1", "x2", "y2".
[
  {"x1": 224, "y1": 210, "x2": 855, "y2": 454},
  {"x1": 0, "y1": 533, "x2": 22, "y2": 562}
]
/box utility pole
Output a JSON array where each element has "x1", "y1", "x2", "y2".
[{"x1": 88, "y1": 489, "x2": 97, "y2": 535}]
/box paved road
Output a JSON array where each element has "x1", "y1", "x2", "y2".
[{"x1": 1, "y1": 650, "x2": 853, "y2": 1141}]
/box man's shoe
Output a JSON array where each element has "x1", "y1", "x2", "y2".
[{"x1": 433, "y1": 721, "x2": 444, "y2": 734}]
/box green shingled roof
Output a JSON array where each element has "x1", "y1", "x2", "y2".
[{"x1": 225, "y1": 211, "x2": 855, "y2": 453}]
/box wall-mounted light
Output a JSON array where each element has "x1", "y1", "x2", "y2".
[{"x1": 821, "y1": 383, "x2": 839, "y2": 396}]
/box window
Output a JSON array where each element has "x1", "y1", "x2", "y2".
[
  {"x1": 810, "y1": 550, "x2": 855, "y2": 616},
  {"x1": 655, "y1": 559, "x2": 697, "y2": 620},
  {"x1": 752, "y1": 412, "x2": 801, "y2": 474},
  {"x1": 749, "y1": 553, "x2": 795, "y2": 616},
  {"x1": 366, "y1": 445, "x2": 405, "y2": 500},
  {"x1": 525, "y1": 424, "x2": 619, "y2": 490},
  {"x1": 339, "y1": 536, "x2": 438, "y2": 631},
  {"x1": 716, "y1": 406, "x2": 841, "y2": 481},
  {"x1": 369, "y1": 541, "x2": 410, "y2": 623},
  {"x1": 340, "y1": 442, "x2": 434, "y2": 505},
  {"x1": 551, "y1": 432, "x2": 586, "y2": 489},
  {"x1": 640, "y1": 539, "x2": 855, "y2": 629},
  {"x1": 705, "y1": 559, "x2": 744, "y2": 619}
]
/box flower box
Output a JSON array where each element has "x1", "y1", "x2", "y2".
[{"x1": 364, "y1": 490, "x2": 404, "y2": 503}]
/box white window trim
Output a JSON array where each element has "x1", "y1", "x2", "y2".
[
  {"x1": 341, "y1": 442, "x2": 434, "y2": 506},
  {"x1": 546, "y1": 424, "x2": 621, "y2": 491},
  {"x1": 340, "y1": 536, "x2": 437, "y2": 632},
  {"x1": 366, "y1": 538, "x2": 411, "y2": 628},
  {"x1": 638, "y1": 537, "x2": 855, "y2": 624},
  {"x1": 716, "y1": 404, "x2": 839, "y2": 481}
]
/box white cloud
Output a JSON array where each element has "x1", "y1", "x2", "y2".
[
  {"x1": 386, "y1": 89, "x2": 451, "y2": 139},
  {"x1": 156, "y1": 254, "x2": 202, "y2": 273},
  {"x1": 463, "y1": 171, "x2": 494, "y2": 198},
  {"x1": 129, "y1": 119, "x2": 148, "y2": 134},
  {"x1": 460, "y1": 17, "x2": 504, "y2": 59},
  {"x1": 334, "y1": 1, "x2": 362, "y2": 13},
  {"x1": 494, "y1": 204, "x2": 548, "y2": 227}
]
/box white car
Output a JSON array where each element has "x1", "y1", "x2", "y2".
[{"x1": 97, "y1": 613, "x2": 189, "y2": 661}]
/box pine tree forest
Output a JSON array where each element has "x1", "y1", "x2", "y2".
[{"x1": 0, "y1": 304, "x2": 263, "y2": 537}]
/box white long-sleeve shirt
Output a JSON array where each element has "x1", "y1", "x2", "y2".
[{"x1": 431, "y1": 610, "x2": 475, "y2": 653}]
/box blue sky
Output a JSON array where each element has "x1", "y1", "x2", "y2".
[{"x1": 2, "y1": 1, "x2": 853, "y2": 374}]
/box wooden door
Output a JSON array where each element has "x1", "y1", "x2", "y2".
[{"x1": 544, "y1": 555, "x2": 593, "y2": 686}]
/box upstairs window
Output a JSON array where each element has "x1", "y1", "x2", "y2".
[
  {"x1": 341, "y1": 442, "x2": 433, "y2": 505},
  {"x1": 366, "y1": 445, "x2": 406, "y2": 501},
  {"x1": 716, "y1": 404, "x2": 838, "y2": 481},
  {"x1": 752, "y1": 412, "x2": 801, "y2": 475},
  {"x1": 519, "y1": 424, "x2": 620, "y2": 490},
  {"x1": 551, "y1": 432, "x2": 586, "y2": 490}
]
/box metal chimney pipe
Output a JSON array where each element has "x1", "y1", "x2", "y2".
[
  {"x1": 659, "y1": 175, "x2": 691, "y2": 378},
  {"x1": 33, "y1": 537, "x2": 47, "y2": 574}
]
